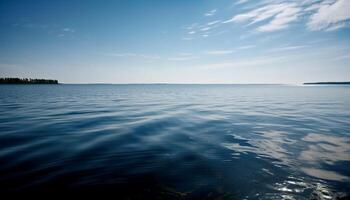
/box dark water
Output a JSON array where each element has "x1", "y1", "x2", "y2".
[{"x1": 0, "y1": 84, "x2": 349, "y2": 199}]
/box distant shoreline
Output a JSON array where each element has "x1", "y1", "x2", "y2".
[
  {"x1": 0, "y1": 78, "x2": 348, "y2": 85},
  {"x1": 0, "y1": 78, "x2": 58, "y2": 84},
  {"x1": 304, "y1": 82, "x2": 350, "y2": 85}
]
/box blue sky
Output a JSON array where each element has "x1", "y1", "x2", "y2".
[{"x1": 0, "y1": 0, "x2": 349, "y2": 84}]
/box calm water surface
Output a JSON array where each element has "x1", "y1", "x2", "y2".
[{"x1": 0, "y1": 84, "x2": 349, "y2": 199}]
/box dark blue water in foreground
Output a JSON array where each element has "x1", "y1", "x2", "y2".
[{"x1": 0, "y1": 84, "x2": 349, "y2": 199}]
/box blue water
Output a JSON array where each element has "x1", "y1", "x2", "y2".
[{"x1": 0, "y1": 84, "x2": 349, "y2": 199}]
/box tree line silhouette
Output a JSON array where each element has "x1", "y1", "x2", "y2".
[{"x1": 0, "y1": 78, "x2": 58, "y2": 84}]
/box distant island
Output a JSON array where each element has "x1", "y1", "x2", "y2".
[
  {"x1": 0, "y1": 78, "x2": 58, "y2": 84},
  {"x1": 304, "y1": 82, "x2": 350, "y2": 85}
]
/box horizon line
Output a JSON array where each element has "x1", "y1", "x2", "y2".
[{"x1": 0, "y1": 81, "x2": 295, "y2": 85}]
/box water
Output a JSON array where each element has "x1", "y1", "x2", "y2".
[{"x1": 0, "y1": 84, "x2": 349, "y2": 199}]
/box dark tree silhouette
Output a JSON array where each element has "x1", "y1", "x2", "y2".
[
  {"x1": 0, "y1": 78, "x2": 58, "y2": 84},
  {"x1": 304, "y1": 82, "x2": 350, "y2": 85}
]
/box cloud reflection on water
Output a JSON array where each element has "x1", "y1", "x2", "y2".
[
  {"x1": 223, "y1": 130, "x2": 350, "y2": 182},
  {"x1": 223, "y1": 130, "x2": 295, "y2": 166},
  {"x1": 299, "y1": 133, "x2": 350, "y2": 181}
]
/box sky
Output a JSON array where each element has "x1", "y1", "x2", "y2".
[{"x1": 0, "y1": 0, "x2": 349, "y2": 84}]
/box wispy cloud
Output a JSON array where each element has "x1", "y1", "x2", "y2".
[
  {"x1": 204, "y1": 9, "x2": 217, "y2": 17},
  {"x1": 307, "y1": 0, "x2": 350, "y2": 31},
  {"x1": 200, "y1": 27, "x2": 211, "y2": 31},
  {"x1": 207, "y1": 20, "x2": 221, "y2": 26},
  {"x1": 185, "y1": 23, "x2": 198, "y2": 30},
  {"x1": 12, "y1": 21, "x2": 76, "y2": 37},
  {"x1": 205, "y1": 50, "x2": 235, "y2": 55},
  {"x1": 221, "y1": 0, "x2": 350, "y2": 32},
  {"x1": 168, "y1": 55, "x2": 199, "y2": 61},
  {"x1": 11, "y1": 21, "x2": 77, "y2": 38},
  {"x1": 205, "y1": 45, "x2": 255, "y2": 56},
  {"x1": 257, "y1": 5, "x2": 301, "y2": 32},
  {"x1": 103, "y1": 53, "x2": 161, "y2": 60},
  {"x1": 332, "y1": 54, "x2": 350, "y2": 61},
  {"x1": 236, "y1": 0, "x2": 249, "y2": 5},
  {"x1": 224, "y1": 3, "x2": 302, "y2": 32},
  {"x1": 62, "y1": 27, "x2": 75, "y2": 33},
  {"x1": 184, "y1": 19, "x2": 223, "y2": 39},
  {"x1": 200, "y1": 56, "x2": 287, "y2": 70},
  {"x1": 324, "y1": 23, "x2": 347, "y2": 31},
  {"x1": 182, "y1": 37, "x2": 194, "y2": 40},
  {"x1": 268, "y1": 45, "x2": 308, "y2": 52},
  {"x1": 167, "y1": 53, "x2": 200, "y2": 61},
  {"x1": 236, "y1": 45, "x2": 255, "y2": 50}
]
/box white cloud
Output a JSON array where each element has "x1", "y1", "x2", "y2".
[
  {"x1": 332, "y1": 54, "x2": 350, "y2": 61},
  {"x1": 185, "y1": 23, "x2": 198, "y2": 30},
  {"x1": 185, "y1": 20, "x2": 223, "y2": 38},
  {"x1": 304, "y1": 3, "x2": 323, "y2": 12},
  {"x1": 223, "y1": 0, "x2": 350, "y2": 32},
  {"x1": 62, "y1": 28, "x2": 75, "y2": 32},
  {"x1": 12, "y1": 22, "x2": 76, "y2": 37},
  {"x1": 207, "y1": 20, "x2": 221, "y2": 26},
  {"x1": 225, "y1": 3, "x2": 302, "y2": 32},
  {"x1": 205, "y1": 50, "x2": 235, "y2": 55},
  {"x1": 103, "y1": 53, "x2": 161, "y2": 60},
  {"x1": 236, "y1": 45, "x2": 255, "y2": 50},
  {"x1": 307, "y1": 0, "x2": 350, "y2": 31},
  {"x1": 184, "y1": 0, "x2": 349, "y2": 42},
  {"x1": 168, "y1": 53, "x2": 199, "y2": 61},
  {"x1": 236, "y1": 0, "x2": 249, "y2": 5},
  {"x1": 182, "y1": 38, "x2": 193, "y2": 40},
  {"x1": 268, "y1": 45, "x2": 308, "y2": 52},
  {"x1": 201, "y1": 56, "x2": 287, "y2": 70},
  {"x1": 258, "y1": 5, "x2": 302, "y2": 32},
  {"x1": 168, "y1": 56, "x2": 199, "y2": 61},
  {"x1": 178, "y1": 53, "x2": 192, "y2": 56},
  {"x1": 204, "y1": 9, "x2": 217, "y2": 17},
  {"x1": 324, "y1": 22, "x2": 347, "y2": 31},
  {"x1": 201, "y1": 27, "x2": 211, "y2": 31}
]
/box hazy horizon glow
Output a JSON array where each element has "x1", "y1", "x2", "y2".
[{"x1": 0, "y1": 0, "x2": 349, "y2": 84}]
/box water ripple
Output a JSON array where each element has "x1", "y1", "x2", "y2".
[{"x1": 0, "y1": 84, "x2": 349, "y2": 198}]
